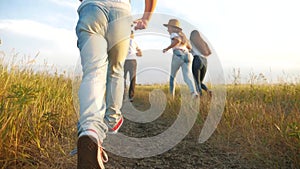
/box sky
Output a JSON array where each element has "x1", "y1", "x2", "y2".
[{"x1": 0, "y1": 0, "x2": 299, "y2": 84}]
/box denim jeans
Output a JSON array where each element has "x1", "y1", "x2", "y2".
[
  {"x1": 173, "y1": 49, "x2": 190, "y2": 63},
  {"x1": 192, "y1": 55, "x2": 208, "y2": 95},
  {"x1": 169, "y1": 52, "x2": 196, "y2": 97},
  {"x1": 76, "y1": 0, "x2": 131, "y2": 143}
]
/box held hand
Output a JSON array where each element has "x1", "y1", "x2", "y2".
[{"x1": 133, "y1": 18, "x2": 148, "y2": 30}]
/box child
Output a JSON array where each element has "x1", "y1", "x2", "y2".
[{"x1": 124, "y1": 31, "x2": 142, "y2": 102}]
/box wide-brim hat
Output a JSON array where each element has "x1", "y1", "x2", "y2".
[{"x1": 163, "y1": 19, "x2": 182, "y2": 30}]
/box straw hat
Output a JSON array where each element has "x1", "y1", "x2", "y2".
[{"x1": 163, "y1": 19, "x2": 182, "y2": 30}]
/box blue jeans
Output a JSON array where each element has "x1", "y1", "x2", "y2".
[
  {"x1": 173, "y1": 49, "x2": 190, "y2": 63},
  {"x1": 192, "y1": 55, "x2": 208, "y2": 95},
  {"x1": 169, "y1": 52, "x2": 196, "y2": 97},
  {"x1": 76, "y1": 0, "x2": 131, "y2": 143}
]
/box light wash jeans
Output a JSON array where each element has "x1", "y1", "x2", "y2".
[
  {"x1": 170, "y1": 51, "x2": 196, "y2": 97},
  {"x1": 76, "y1": 0, "x2": 131, "y2": 143}
]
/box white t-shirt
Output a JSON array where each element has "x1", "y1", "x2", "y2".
[
  {"x1": 191, "y1": 42, "x2": 203, "y2": 56},
  {"x1": 126, "y1": 38, "x2": 140, "y2": 60},
  {"x1": 170, "y1": 33, "x2": 188, "y2": 51},
  {"x1": 191, "y1": 41, "x2": 207, "y2": 65}
]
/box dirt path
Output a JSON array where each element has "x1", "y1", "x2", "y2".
[
  {"x1": 103, "y1": 106, "x2": 252, "y2": 169},
  {"x1": 105, "y1": 133, "x2": 248, "y2": 168}
]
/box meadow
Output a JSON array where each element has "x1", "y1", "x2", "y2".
[{"x1": 0, "y1": 57, "x2": 299, "y2": 168}]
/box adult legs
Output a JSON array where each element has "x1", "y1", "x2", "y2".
[
  {"x1": 170, "y1": 55, "x2": 182, "y2": 98},
  {"x1": 200, "y1": 64, "x2": 212, "y2": 97},
  {"x1": 181, "y1": 53, "x2": 197, "y2": 95},
  {"x1": 76, "y1": 2, "x2": 131, "y2": 169},
  {"x1": 192, "y1": 55, "x2": 202, "y2": 94},
  {"x1": 105, "y1": 39, "x2": 130, "y2": 128},
  {"x1": 76, "y1": 4, "x2": 109, "y2": 143},
  {"x1": 200, "y1": 64, "x2": 208, "y2": 91},
  {"x1": 103, "y1": 3, "x2": 132, "y2": 130}
]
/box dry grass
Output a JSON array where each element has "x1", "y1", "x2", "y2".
[
  {"x1": 0, "y1": 53, "x2": 299, "y2": 168},
  {"x1": 211, "y1": 84, "x2": 300, "y2": 168},
  {"x1": 0, "y1": 57, "x2": 77, "y2": 168}
]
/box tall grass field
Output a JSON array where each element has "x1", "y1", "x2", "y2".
[{"x1": 0, "y1": 57, "x2": 299, "y2": 168}]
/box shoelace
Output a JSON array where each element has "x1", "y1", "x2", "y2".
[{"x1": 98, "y1": 145, "x2": 108, "y2": 163}]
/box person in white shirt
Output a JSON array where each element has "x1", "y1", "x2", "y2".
[
  {"x1": 124, "y1": 31, "x2": 142, "y2": 102},
  {"x1": 75, "y1": 0, "x2": 157, "y2": 168},
  {"x1": 162, "y1": 19, "x2": 198, "y2": 99}
]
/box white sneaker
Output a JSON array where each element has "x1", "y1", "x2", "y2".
[
  {"x1": 191, "y1": 92, "x2": 199, "y2": 99},
  {"x1": 106, "y1": 116, "x2": 124, "y2": 134}
]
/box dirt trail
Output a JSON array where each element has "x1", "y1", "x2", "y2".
[{"x1": 103, "y1": 103, "x2": 253, "y2": 169}]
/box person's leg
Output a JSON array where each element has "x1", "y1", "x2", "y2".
[
  {"x1": 200, "y1": 64, "x2": 212, "y2": 96},
  {"x1": 192, "y1": 55, "x2": 202, "y2": 95},
  {"x1": 200, "y1": 65, "x2": 208, "y2": 91},
  {"x1": 105, "y1": 39, "x2": 130, "y2": 132},
  {"x1": 128, "y1": 60, "x2": 137, "y2": 101},
  {"x1": 76, "y1": 3, "x2": 109, "y2": 145},
  {"x1": 170, "y1": 55, "x2": 181, "y2": 98},
  {"x1": 181, "y1": 53, "x2": 197, "y2": 95},
  {"x1": 76, "y1": 3, "x2": 109, "y2": 169},
  {"x1": 123, "y1": 60, "x2": 129, "y2": 99},
  {"x1": 104, "y1": 3, "x2": 131, "y2": 132}
]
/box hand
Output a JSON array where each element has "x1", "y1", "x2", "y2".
[
  {"x1": 133, "y1": 18, "x2": 148, "y2": 30},
  {"x1": 163, "y1": 48, "x2": 168, "y2": 53},
  {"x1": 136, "y1": 49, "x2": 142, "y2": 56}
]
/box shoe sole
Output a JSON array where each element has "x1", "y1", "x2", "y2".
[{"x1": 77, "y1": 136, "x2": 104, "y2": 169}]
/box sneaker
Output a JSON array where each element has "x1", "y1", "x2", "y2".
[
  {"x1": 191, "y1": 92, "x2": 199, "y2": 99},
  {"x1": 129, "y1": 97, "x2": 134, "y2": 102},
  {"x1": 77, "y1": 136, "x2": 108, "y2": 169},
  {"x1": 207, "y1": 90, "x2": 212, "y2": 97},
  {"x1": 107, "y1": 116, "x2": 124, "y2": 134}
]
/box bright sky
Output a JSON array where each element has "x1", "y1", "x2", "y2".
[{"x1": 0, "y1": 0, "x2": 299, "y2": 84}]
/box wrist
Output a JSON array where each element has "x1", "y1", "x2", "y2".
[{"x1": 141, "y1": 13, "x2": 151, "y2": 22}]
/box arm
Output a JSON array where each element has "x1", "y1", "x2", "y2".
[
  {"x1": 163, "y1": 38, "x2": 181, "y2": 53},
  {"x1": 134, "y1": 0, "x2": 157, "y2": 30},
  {"x1": 132, "y1": 40, "x2": 142, "y2": 56},
  {"x1": 186, "y1": 41, "x2": 192, "y2": 51}
]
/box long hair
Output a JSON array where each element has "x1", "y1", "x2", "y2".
[
  {"x1": 190, "y1": 30, "x2": 211, "y2": 56},
  {"x1": 172, "y1": 27, "x2": 190, "y2": 48}
]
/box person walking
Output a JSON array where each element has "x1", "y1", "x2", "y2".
[
  {"x1": 75, "y1": 0, "x2": 157, "y2": 168},
  {"x1": 124, "y1": 31, "x2": 142, "y2": 102},
  {"x1": 162, "y1": 19, "x2": 198, "y2": 99},
  {"x1": 190, "y1": 30, "x2": 212, "y2": 97}
]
